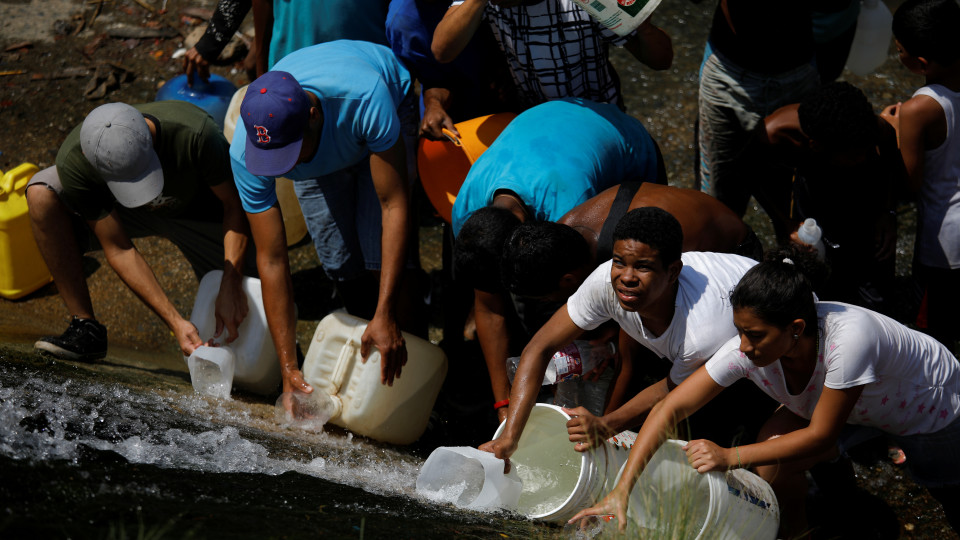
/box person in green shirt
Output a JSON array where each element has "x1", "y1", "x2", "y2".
[{"x1": 26, "y1": 101, "x2": 253, "y2": 362}]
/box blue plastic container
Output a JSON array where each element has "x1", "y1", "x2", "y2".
[{"x1": 155, "y1": 74, "x2": 237, "y2": 129}]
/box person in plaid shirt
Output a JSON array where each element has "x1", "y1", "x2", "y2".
[{"x1": 432, "y1": 0, "x2": 672, "y2": 110}]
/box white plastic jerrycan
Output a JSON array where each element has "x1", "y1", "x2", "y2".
[
  {"x1": 416, "y1": 446, "x2": 522, "y2": 511},
  {"x1": 187, "y1": 345, "x2": 235, "y2": 399},
  {"x1": 301, "y1": 311, "x2": 448, "y2": 445},
  {"x1": 845, "y1": 0, "x2": 893, "y2": 77},
  {"x1": 187, "y1": 270, "x2": 280, "y2": 395}
]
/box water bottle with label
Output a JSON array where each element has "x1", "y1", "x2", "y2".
[
  {"x1": 505, "y1": 341, "x2": 617, "y2": 416},
  {"x1": 573, "y1": 0, "x2": 663, "y2": 37}
]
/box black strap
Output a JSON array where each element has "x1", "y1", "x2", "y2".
[{"x1": 596, "y1": 181, "x2": 643, "y2": 263}]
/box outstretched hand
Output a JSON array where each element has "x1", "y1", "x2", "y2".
[
  {"x1": 683, "y1": 439, "x2": 732, "y2": 473},
  {"x1": 563, "y1": 406, "x2": 614, "y2": 452},
  {"x1": 479, "y1": 436, "x2": 518, "y2": 473},
  {"x1": 568, "y1": 487, "x2": 630, "y2": 532}
]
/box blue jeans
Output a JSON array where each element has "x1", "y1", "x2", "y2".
[{"x1": 293, "y1": 90, "x2": 420, "y2": 281}]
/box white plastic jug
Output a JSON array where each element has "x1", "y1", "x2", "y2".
[
  {"x1": 492, "y1": 404, "x2": 630, "y2": 524},
  {"x1": 188, "y1": 270, "x2": 280, "y2": 395},
  {"x1": 845, "y1": 0, "x2": 893, "y2": 77},
  {"x1": 618, "y1": 439, "x2": 779, "y2": 539},
  {"x1": 416, "y1": 446, "x2": 522, "y2": 511},
  {"x1": 301, "y1": 311, "x2": 448, "y2": 445},
  {"x1": 187, "y1": 345, "x2": 235, "y2": 399},
  {"x1": 573, "y1": 0, "x2": 662, "y2": 37}
]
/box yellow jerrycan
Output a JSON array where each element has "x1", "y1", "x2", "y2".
[
  {"x1": 301, "y1": 311, "x2": 448, "y2": 445},
  {"x1": 0, "y1": 163, "x2": 53, "y2": 299}
]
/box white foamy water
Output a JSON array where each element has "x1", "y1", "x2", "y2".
[{"x1": 0, "y1": 374, "x2": 425, "y2": 502}]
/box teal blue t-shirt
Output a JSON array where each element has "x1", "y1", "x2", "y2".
[
  {"x1": 451, "y1": 98, "x2": 659, "y2": 236},
  {"x1": 231, "y1": 40, "x2": 412, "y2": 213},
  {"x1": 268, "y1": 0, "x2": 389, "y2": 68}
]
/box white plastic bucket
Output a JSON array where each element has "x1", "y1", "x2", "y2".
[
  {"x1": 618, "y1": 439, "x2": 779, "y2": 539},
  {"x1": 301, "y1": 311, "x2": 448, "y2": 445},
  {"x1": 187, "y1": 345, "x2": 235, "y2": 399},
  {"x1": 416, "y1": 446, "x2": 522, "y2": 511},
  {"x1": 492, "y1": 404, "x2": 630, "y2": 524},
  {"x1": 573, "y1": 0, "x2": 662, "y2": 37},
  {"x1": 188, "y1": 270, "x2": 280, "y2": 395}
]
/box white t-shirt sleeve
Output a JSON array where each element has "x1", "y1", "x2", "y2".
[
  {"x1": 566, "y1": 261, "x2": 616, "y2": 331},
  {"x1": 822, "y1": 309, "x2": 880, "y2": 390},
  {"x1": 705, "y1": 336, "x2": 751, "y2": 388}
]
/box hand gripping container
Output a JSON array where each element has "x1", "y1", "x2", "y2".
[
  {"x1": 0, "y1": 163, "x2": 53, "y2": 299},
  {"x1": 188, "y1": 270, "x2": 280, "y2": 395},
  {"x1": 618, "y1": 439, "x2": 780, "y2": 539},
  {"x1": 492, "y1": 404, "x2": 631, "y2": 524},
  {"x1": 301, "y1": 311, "x2": 448, "y2": 445}
]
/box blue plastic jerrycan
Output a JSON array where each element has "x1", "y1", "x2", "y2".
[{"x1": 155, "y1": 73, "x2": 237, "y2": 129}]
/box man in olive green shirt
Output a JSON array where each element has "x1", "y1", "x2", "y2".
[{"x1": 26, "y1": 101, "x2": 253, "y2": 361}]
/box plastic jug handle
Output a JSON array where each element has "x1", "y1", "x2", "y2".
[
  {"x1": 330, "y1": 340, "x2": 356, "y2": 393},
  {"x1": 0, "y1": 172, "x2": 12, "y2": 195},
  {"x1": 441, "y1": 128, "x2": 462, "y2": 147}
]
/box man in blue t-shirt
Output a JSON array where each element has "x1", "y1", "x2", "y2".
[
  {"x1": 451, "y1": 97, "x2": 665, "y2": 422},
  {"x1": 230, "y1": 40, "x2": 421, "y2": 396}
]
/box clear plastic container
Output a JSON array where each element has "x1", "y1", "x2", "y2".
[
  {"x1": 796, "y1": 218, "x2": 826, "y2": 261},
  {"x1": 416, "y1": 446, "x2": 522, "y2": 511},
  {"x1": 188, "y1": 270, "x2": 280, "y2": 395},
  {"x1": 187, "y1": 345, "x2": 235, "y2": 399}
]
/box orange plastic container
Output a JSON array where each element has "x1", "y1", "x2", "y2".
[
  {"x1": 0, "y1": 163, "x2": 53, "y2": 299},
  {"x1": 417, "y1": 113, "x2": 516, "y2": 223}
]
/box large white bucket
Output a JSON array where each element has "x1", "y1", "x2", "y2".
[
  {"x1": 301, "y1": 311, "x2": 448, "y2": 445},
  {"x1": 619, "y1": 439, "x2": 779, "y2": 539},
  {"x1": 416, "y1": 446, "x2": 522, "y2": 511},
  {"x1": 188, "y1": 270, "x2": 280, "y2": 395},
  {"x1": 492, "y1": 404, "x2": 630, "y2": 524}
]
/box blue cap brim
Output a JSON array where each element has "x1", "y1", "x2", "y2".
[{"x1": 245, "y1": 136, "x2": 304, "y2": 177}]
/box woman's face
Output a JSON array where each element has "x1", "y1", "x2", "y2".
[{"x1": 733, "y1": 307, "x2": 798, "y2": 367}]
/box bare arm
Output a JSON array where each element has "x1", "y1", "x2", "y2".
[
  {"x1": 252, "y1": 0, "x2": 273, "y2": 77},
  {"x1": 90, "y1": 212, "x2": 201, "y2": 356},
  {"x1": 479, "y1": 305, "x2": 585, "y2": 460},
  {"x1": 247, "y1": 205, "x2": 311, "y2": 394},
  {"x1": 897, "y1": 95, "x2": 946, "y2": 194},
  {"x1": 420, "y1": 87, "x2": 459, "y2": 140},
  {"x1": 475, "y1": 289, "x2": 513, "y2": 422},
  {"x1": 432, "y1": 0, "x2": 488, "y2": 63},
  {"x1": 622, "y1": 19, "x2": 673, "y2": 71},
  {"x1": 210, "y1": 181, "x2": 251, "y2": 343},
  {"x1": 363, "y1": 137, "x2": 411, "y2": 386}
]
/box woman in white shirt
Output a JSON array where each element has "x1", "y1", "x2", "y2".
[{"x1": 570, "y1": 251, "x2": 960, "y2": 537}]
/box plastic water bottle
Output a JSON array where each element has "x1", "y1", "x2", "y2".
[
  {"x1": 506, "y1": 341, "x2": 617, "y2": 416},
  {"x1": 845, "y1": 0, "x2": 893, "y2": 77},
  {"x1": 797, "y1": 218, "x2": 826, "y2": 261},
  {"x1": 573, "y1": 0, "x2": 663, "y2": 37}
]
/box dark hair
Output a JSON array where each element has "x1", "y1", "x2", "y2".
[
  {"x1": 797, "y1": 82, "x2": 878, "y2": 151},
  {"x1": 453, "y1": 206, "x2": 521, "y2": 292},
  {"x1": 730, "y1": 247, "x2": 826, "y2": 334},
  {"x1": 611, "y1": 207, "x2": 683, "y2": 266},
  {"x1": 893, "y1": 0, "x2": 960, "y2": 66},
  {"x1": 500, "y1": 221, "x2": 590, "y2": 297}
]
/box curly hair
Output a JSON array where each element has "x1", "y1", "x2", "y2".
[
  {"x1": 797, "y1": 82, "x2": 878, "y2": 151},
  {"x1": 611, "y1": 207, "x2": 683, "y2": 266},
  {"x1": 453, "y1": 206, "x2": 521, "y2": 293},
  {"x1": 501, "y1": 221, "x2": 590, "y2": 298},
  {"x1": 893, "y1": 0, "x2": 960, "y2": 66}
]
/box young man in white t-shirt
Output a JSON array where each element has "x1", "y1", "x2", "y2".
[{"x1": 480, "y1": 207, "x2": 772, "y2": 460}]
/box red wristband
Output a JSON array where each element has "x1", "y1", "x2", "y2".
[{"x1": 493, "y1": 398, "x2": 510, "y2": 409}]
